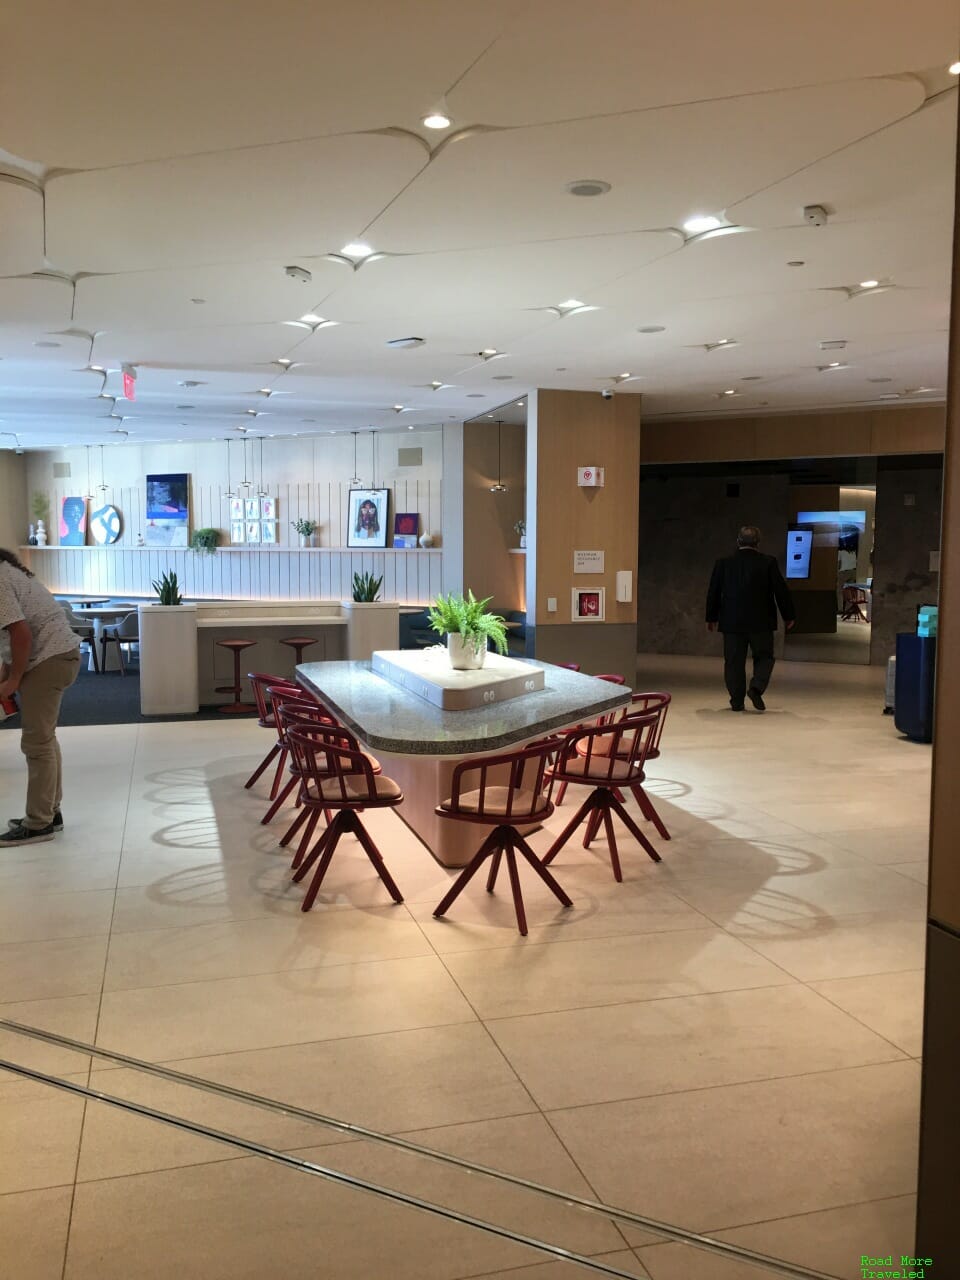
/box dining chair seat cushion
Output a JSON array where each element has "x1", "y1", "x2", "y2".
[
  {"x1": 438, "y1": 786, "x2": 551, "y2": 821},
  {"x1": 561, "y1": 755, "x2": 639, "y2": 783},
  {"x1": 304, "y1": 774, "x2": 401, "y2": 804}
]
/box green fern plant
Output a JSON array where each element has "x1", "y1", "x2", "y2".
[
  {"x1": 152, "y1": 570, "x2": 183, "y2": 606},
  {"x1": 428, "y1": 590, "x2": 508, "y2": 656},
  {"x1": 190, "y1": 527, "x2": 219, "y2": 555},
  {"x1": 352, "y1": 571, "x2": 383, "y2": 602}
]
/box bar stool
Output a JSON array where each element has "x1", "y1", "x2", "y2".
[
  {"x1": 543, "y1": 712, "x2": 662, "y2": 882},
  {"x1": 288, "y1": 726, "x2": 404, "y2": 912},
  {"x1": 280, "y1": 636, "x2": 319, "y2": 666},
  {"x1": 433, "y1": 738, "x2": 571, "y2": 937},
  {"x1": 216, "y1": 639, "x2": 257, "y2": 713}
]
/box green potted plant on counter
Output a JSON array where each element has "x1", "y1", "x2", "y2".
[
  {"x1": 152, "y1": 570, "x2": 183, "y2": 606},
  {"x1": 292, "y1": 517, "x2": 318, "y2": 548},
  {"x1": 190, "y1": 527, "x2": 220, "y2": 555},
  {"x1": 352, "y1": 571, "x2": 383, "y2": 602},
  {"x1": 428, "y1": 590, "x2": 508, "y2": 671}
]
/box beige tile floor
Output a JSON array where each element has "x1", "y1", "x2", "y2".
[{"x1": 0, "y1": 655, "x2": 930, "y2": 1280}]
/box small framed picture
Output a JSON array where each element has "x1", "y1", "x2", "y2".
[
  {"x1": 393, "y1": 512, "x2": 419, "y2": 537},
  {"x1": 393, "y1": 534, "x2": 417, "y2": 549},
  {"x1": 244, "y1": 498, "x2": 260, "y2": 521},
  {"x1": 229, "y1": 497, "x2": 244, "y2": 522},
  {"x1": 260, "y1": 520, "x2": 277, "y2": 545},
  {"x1": 347, "y1": 488, "x2": 389, "y2": 549},
  {"x1": 260, "y1": 497, "x2": 276, "y2": 520},
  {"x1": 245, "y1": 520, "x2": 261, "y2": 544},
  {"x1": 572, "y1": 588, "x2": 605, "y2": 622},
  {"x1": 230, "y1": 520, "x2": 246, "y2": 544}
]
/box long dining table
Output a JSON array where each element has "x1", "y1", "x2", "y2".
[{"x1": 295, "y1": 658, "x2": 630, "y2": 867}]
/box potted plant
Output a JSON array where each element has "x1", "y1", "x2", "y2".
[
  {"x1": 352, "y1": 571, "x2": 383, "y2": 602},
  {"x1": 292, "y1": 518, "x2": 318, "y2": 548},
  {"x1": 428, "y1": 590, "x2": 508, "y2": 671},
  {"x1": 514, "y1": 519, "x2": 526, "y2": 549},
  {"x1": 190, "y1": 528, "x2": 220, "y2": 555},
  {"x1": 151, "y1": 570, "x2": 183, "y2": 605}
]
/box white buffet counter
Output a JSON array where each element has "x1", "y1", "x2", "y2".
[{"x1": 138, "y1": 600, "x2": 398, "y2": 715}]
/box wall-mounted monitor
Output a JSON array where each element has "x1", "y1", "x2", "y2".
[{"x1": 786, "y1": 529, "x2": 813, "y2": 579}]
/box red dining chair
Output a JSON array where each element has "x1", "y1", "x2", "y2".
[
  {"x1": 556, "y1": 662, "x2": 581, "y2": 672},
  {"x1": 550, "y1": 672, "x2": 629, "y2": 806},
  {"x1": 579, "y1": 691, "x2": 673, "y2": 843},
  {"x1": 288, "y1": 726, "x2": 404, "y2": 911},
  {"x1": 543, "y1": 712, "x2": 662, "y2": 882},
  {"x1": 432, "y1": 738, "x2": 572, "y2": 937},
  {"x1": 259, "y1": 687, "x2": 339, "y2": 825},
  {"x1": 244, "y1": 674, "x2": 302, "y2": 795}
]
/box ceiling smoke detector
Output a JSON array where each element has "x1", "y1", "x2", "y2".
[{"x1": 566, "y1": 179, "x2": 612, "y2": 197}]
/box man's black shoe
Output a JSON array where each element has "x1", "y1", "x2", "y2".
[
  {"x1": 729, "y1": 701, "x2": 744, "y2": 712},
  {"x1": 747, "y1": 688, "x2": 766, "y2": 712}
]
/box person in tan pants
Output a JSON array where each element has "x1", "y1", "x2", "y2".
[{"x1": 0, "y1": 550, "x2": 80, "y2": 846}]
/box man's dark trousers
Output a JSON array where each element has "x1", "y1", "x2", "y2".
[{"x1": 723, "y1": 632, "x2": 775, "y2": 706}]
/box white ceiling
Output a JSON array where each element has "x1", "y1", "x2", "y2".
[{"x1": 0, "y1": 0, "x2": 957, "y2": 449}]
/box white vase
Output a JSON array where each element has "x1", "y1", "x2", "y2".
[
  {"x1": 36, "y1": 520, "x2": 47, "y2": 547},
  {"x1": 419, "y1": 532, "x2": 434, "y2": 548},
  {"x1": 519, "y1": 534, "x2": 526, "y2": 549},
  {"x1": 298, "y1": 533, "x2": 310, "y2": 548},
  {"x1": 448, "y1": 633, "x2": 486, "y2": 671}
]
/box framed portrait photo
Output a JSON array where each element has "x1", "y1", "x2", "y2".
[
  {"x1": 230, "y1": 520, "x2": 246, "y2": 545},
  {"x1": 347, "y1": 488, "x2": 388, "y2": 549},
  {"x1": 572, "y1": 587, "x2": 605, "y2": 622},
  {"x1": 393, "y1": 512, "x2": 419, "y2": 537}
]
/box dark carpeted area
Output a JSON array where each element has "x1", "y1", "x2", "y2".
[{"x1": 1, "y1": 660, "x2": 257, "y2": 728}]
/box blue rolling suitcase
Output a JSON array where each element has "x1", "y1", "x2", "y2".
[{"x1": 894, "y1": 633, "x2": 936, "y2": 743}]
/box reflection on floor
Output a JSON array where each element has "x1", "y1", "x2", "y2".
[
  {"x1": 784, "y1": 619, "x2": 872, "y2": 665},
  {"x1": 0, "y1": 654, "x2": 929, "y2": 1279}
]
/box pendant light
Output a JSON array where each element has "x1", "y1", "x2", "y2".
[
  {"x1": 98, "y1": 444, "x2": 108, "y2": 494},
  {"x1": 240, "y1": 437, "x2": 251, "y2": 491},
  {"x1": 83, "y1": 445, "x2": 95, "y2": 501},
  {"x1": 349, "y1": 431, "x2": 363, "y2": 487},
  {"x1": 489, "y1": 420, "x2": 508, "y2": 493},
  {"x1": 257, "y1": 435, "x2": 269, "y2": 497},
  {"x1": 222, "y1": 438, "x2": 237, "y2": 500}
]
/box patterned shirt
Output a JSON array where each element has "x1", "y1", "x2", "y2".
[{"x1": 0, "y1": 564, "x2": 79, "y2": 669}]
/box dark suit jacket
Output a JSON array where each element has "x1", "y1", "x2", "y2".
[{"x1": 705, "y1": 549, "x2": 796, "y2": 634}]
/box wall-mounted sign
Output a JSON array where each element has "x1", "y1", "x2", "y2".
[
  {"x1": 577, "y1": 466, "x2": 605, "y2": 487},
  {"x1": 573, "y1": 549, "x2": 605, "y2": 574}
]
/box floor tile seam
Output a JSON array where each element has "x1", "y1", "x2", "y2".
[
  {"x1": 104, "y1": 904, "x2": 364, "y2": 935},
  {"x1": 657, "y1": 883, "x2": 925, "y2": 934},
  {"x1": 464, "y1": 975, "x2": 808, "y2": 1025},
  {"x1": 796, "y1": 978, "x2": 923, "y2": 1058},
  {"x1": 414, "y1": 918, "x2": 724, "y2": 958},
  {"x1": 537, "y1": 1055, "x2": 921, "y2": 1118}
]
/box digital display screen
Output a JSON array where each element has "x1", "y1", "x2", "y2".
[{"x1": 786, "y1": 529, "x2": 813, "y2": 579}]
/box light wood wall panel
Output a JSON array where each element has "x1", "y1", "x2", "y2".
[
  {"x1": 462, "y1": 421, "x2": 526, "y2": 610},
  {"x1": 529, "y1": 390, "x2": 641, "y2": 627},
  {"x1": 642, "y1": 406, "x2": 945, "y2": 465}
]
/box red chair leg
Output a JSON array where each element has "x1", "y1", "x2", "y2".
[
  {"x1": 632, "y1": 784, "x2": 671, "y2": 840},
  {"x1": 245, "y1": 742, "x2": 280, "y2": 790},
  {"x1": 583, "y1": 808, "x2": 603, "y2": 848},
  {"x1": 514, "y1": 835, "x2": 573, "y2": 907},
  {"x1": 601, "y1": 805, "x2": 623, "y2": 882},
  {"x1": 542, "y1": 792, "x2": 598, "y2": 865},
  {"x1": 486, "y1": 848, "x2": 503, "y2": 893},
  {"x1": 279, "y1": 801, "x2": 312, "y2": 848},
  {"x1": 291, "y1": 809, "x2": 324, "y2": 869},
  {"x1": 351, "y1": 817, "x2": 404, "y2": 904},
  {"x1": 433, "y1": 830, "x2": 501, "y2": 918},
  {"x1": 261, "y1": 773, "x2": 298, "y2": 824},
  {"x1": 300, "y1": 825, "x2": 345, "y2": 911},
  {"x1": 554, "y1": 780, "x2": 568, "y2": 805},
  {"x1": 291, "y1": 819, "x2": 336, "y2": 882},
  {"x1": 268, "y1": 748, "x2": 289, "y2": 800},
  {"x1": 504, "y1": 844, "x2": 528, "y2": 936},
  {"x1": 609, "y1": 793, "x2": 662, "y2": 863}
]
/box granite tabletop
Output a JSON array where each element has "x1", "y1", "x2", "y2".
[{"x1": 295, "y1": 659, "x2": 631, "y2": 755}]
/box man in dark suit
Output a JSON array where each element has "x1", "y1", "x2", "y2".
[{"x1": 705, "y1": 525, "x2": 796, "y2": 711}]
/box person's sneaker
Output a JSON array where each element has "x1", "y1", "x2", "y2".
[
  {"x1": 7, "y1": 811, "x2": 63, "y2": 832},
  {"x1": 747, "y1": 688, "x2": 766, "y2": 712},
  {"x1": 0, "y1": 822, "x2": 57, "y2": 846}
]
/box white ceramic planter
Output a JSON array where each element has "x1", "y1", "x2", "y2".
[
  {"x1": 342, "y1": 600, "x2": 400, "y2": 661},
  {"x1": 138, "y1": 604, "x2": 200, "y2": 715},
  {"x1": 447, "y1": 633, "x2": 486, "y2": 670}
]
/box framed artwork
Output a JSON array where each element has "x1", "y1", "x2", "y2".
[
  {"x1": 145, "y1": 473, "x2": 189, "y2": 547},
  {"x1": 260, "y1": 497, "x2": 277, "y2": 520},
  {"x1": 571, "y1": 587, "x2": 605, "y2": 622},
  {"x1": 89, "y1": 504, "x2": 122, "y2": 546},
  {"x1": 393, "y1": 534, "x2": 417, "y2": 549},
  {"x1": 260, "y1": 521, "x2": 277, "y2": 545},
  {"x1": 347, "y1": 488, "x2": 388, "y2": 549},
  {"x1": 59, "y1": 496, "x2": 87, "y2": 546},
  {"x1": 229, "y1": 497, "x2": 244, "y2": 522},
  {"x1": 244, "y1": 498, "x2": 260, "y2": 521},
  {"x1": 230, "y1": 520, "x2": 246, "y2": 544},
  {"x1": 245, "y1": 520, "x2": 261, "y2": 544},
  {"x1": 393, "y1": 512, "x2": 419, "y2": 537}
]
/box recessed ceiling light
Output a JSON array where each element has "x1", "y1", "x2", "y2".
[
  {"x1": 682, "y1": 214, "x2": 724, "y2": 235},
  {"x1": 741, "y1": 376, "x2": 762, "y2": 382},
  {"x1": 637, "y1": 325, "x2": 666, "y2": 334},
  {"x1": 176, "y1": 404, "x2": 194, "y2": 410},
  {"x1": 191, "y1": 297, "x2": 206, "y2": 305},
  {"x1": 559, "y1": 298, "x2": 584, "y2": 310},
  {"x1": 949, "y1": 61, "x2": 960, "y2": 74},
  {"x1": 86, "y1": 364, "x2": 106, "y2": 373},
  {"x1": 491, "y1": 374, "x2": 514, "y2": 381},
  {"x1": 566, "y1": 179, "x2": 611, "y2": 197},
  {"x1": 868, "y1": 377, "x2": 893, "y2": 384},
  {"x1": 422, "y1": 112, "x2": 451, "y2": 129},
  {"x1": 275, "y1": 358, "x2": 293, "y2": 367},
  {"x1": 859, "y1": 279, "x2": 879, "y2": 289},
  {"x1": 819, "y1": 340, "x2": 847, "y2": 351},
  {"x1": 721, "y1": 388, "x2": 738, "y2": 396},
  {"x1": 34, "y1": 340, "x2": 61, "y2": 348},
  {"x1": 300, "y1": 313, "x2": 323, "y2": 324},
  {"x1": 408, "y1": 423, "x2": 416, "y2": 429},
  {"x1": 787, "y1": 260, "x2": 805, "y2": 267},
  {"x1": 341, "y1": 242, "x2": 374, "y2": 258},
  {"x1": 516, "y1": 401, "x2": 524, "y2": 406},
  {"x1": 705, "y1": 338, "x2": 738, "y2": 352},
  {"x1": 904, "y1": 386, "x2": 939, "y2": 395},
  {"x1": 818, "y1": 362, "x2": 848, "y2": 372},
  {"x1": 178, "y1": 379, "x2": 206, "y2": 387}
]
